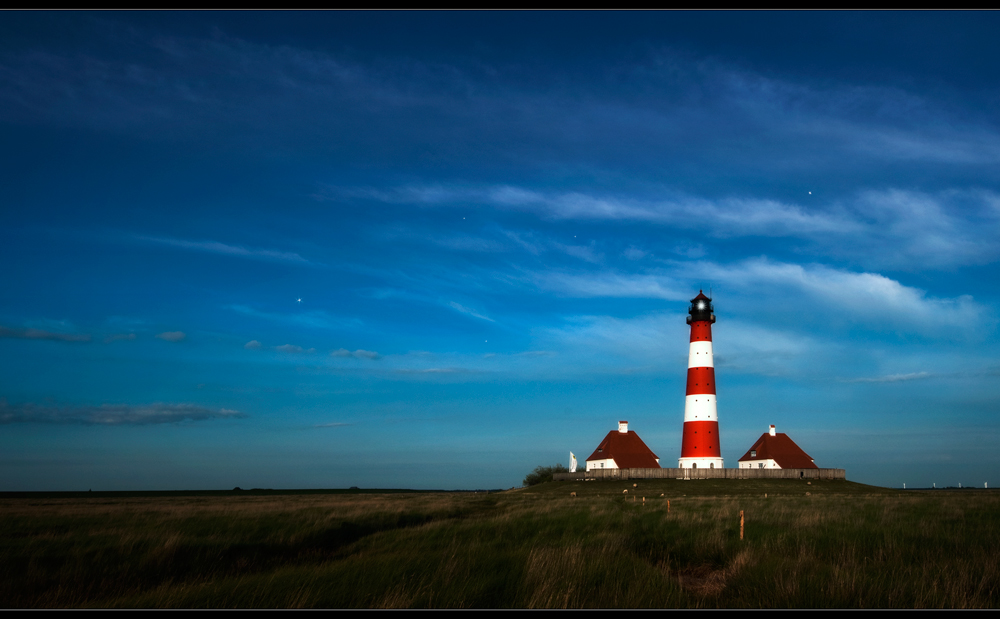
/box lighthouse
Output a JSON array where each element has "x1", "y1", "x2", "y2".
[{"x1": 678, "y1": 291, "x2": 724, "y2": 469}]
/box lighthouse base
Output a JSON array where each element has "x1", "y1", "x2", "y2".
[{"x1": 677, "y1": 457, "x2": 724, "y2": 469}]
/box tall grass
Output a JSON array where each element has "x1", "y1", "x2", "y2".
[{"x1": 2, "y1": 481, "x2": 998, "y2": 608}]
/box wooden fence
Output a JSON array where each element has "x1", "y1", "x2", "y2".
[{"x1": 553, "y1": 467, "x2": 845, "y2": 481}]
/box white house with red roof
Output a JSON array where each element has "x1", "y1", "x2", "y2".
[
  {"x1": 738, "y1": 425, "x2": 818, "y2": 469},
  {"x1": 585, "y1": 421, "x2": 661, "y2": 471}
]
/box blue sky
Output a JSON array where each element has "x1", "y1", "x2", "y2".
[{"x1": 3, "y1": 11, "x2": 1000, "y2": 490}]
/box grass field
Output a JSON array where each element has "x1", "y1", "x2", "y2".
[{"x1": 2, "y1": 479, "x2": 999, "y2": 608}]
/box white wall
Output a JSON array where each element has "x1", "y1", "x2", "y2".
[
  {"x1": 739, "y1": 459, "x2": 779, "y2": 469},
  {"x1": 677, "y1": 457, "x2": 724, "y2": 469},
  {"x1": 586, "y1": 458, "x2": 618, "y2": 471}
]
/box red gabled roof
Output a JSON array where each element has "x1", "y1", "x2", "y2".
[
  {"x1": 738, "y1": 432, "x2": 817, "y2": 469},
  {"x1": 586, "y1": 430, "x2": 661, "y2": 468}
]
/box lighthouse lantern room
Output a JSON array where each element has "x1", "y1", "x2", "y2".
[{"x1": 678, "y1": 291, "x2": 724, "y2": 469}]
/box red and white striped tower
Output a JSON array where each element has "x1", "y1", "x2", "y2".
[{"x1": 678, "y1": 291, "x2": 724, "y2": 469}]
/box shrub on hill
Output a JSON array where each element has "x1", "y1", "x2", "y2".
[{"x1": 523, "y1": 464, "x2": 569, "y2": 486}]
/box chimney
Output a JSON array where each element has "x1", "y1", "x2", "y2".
[
  {"x1": 769, "y1": 425, "x2": 776, "y2": 436},
  {"x1": 619, "y1": 421, "x2": 628, "y2": 433}
]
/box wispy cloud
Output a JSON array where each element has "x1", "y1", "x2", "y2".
[
  {"x1": 426, "y1": 233, "x2": 509, "y2": 253},
  {"x1": 331, "y1": 348, "x2": 381, "y2": 359},
  {"x1": 394, "y1": 367, "x2": 472, "y2": 374},
  {"x1": 533, "y1": 193, "x2": 855, "y2": 237},
  {"x1": 0, "y1": 326, "x2": 91, "y2": 342},
  {"x1": 134, "y1": 235, "x2": 312, "y2": 265},
  {"x1": 532, "y1": 258, "x2": 985, "y2": 332},
  {"x1": 517, "y1": 350, "x2": 555, "y2": 357},
  {"x1": 706, "y1": 63, "x2": 1000, "y2": 165},
  {"x1": 156, "y1": 331, "x2": 186, "y2": 342},
  {"x1": 496, "y1": 229, "x2": 602, "y2": 263},
  {"x1": 448, "y1": 301, "x2": 495, "y2": 323},
  {"x1": 314, "y1": 421, "x2": 353, "y2": 428},
  {"x1": 385, "y1": 224, "x2": 603, "y2": 265},
  {"x1": 846, "y1": 372, "x2": 932, "y2": 383},
  {"x1": 533, "y1": 271, "x2": 689, "y2": 301},
  {"x1": 333, "y1": 183, "x2": 858, "y2": 236},
  {"x1": 14, "y1": 25, "x2": 997, "y2": 274},
  {"x1": 538, "y1": 312, "x2": 822, "y2": 377},
  {"x1": 622, "y1": 246, "x2": 648, "y2": 261},
  {"x1": 341, "y1": 183, "x2": 1000, "y2": 270},
  {"x1": 691, "y1": 258, "x2": 984, "y2": 330},
  {"x1": 830, "y1": 189, "x2": 1000, "y2": 269},
  {"x1": 0, "y1": 401, "x2": 246, "y2": 425},
  {"x1": 275, "y1": 344, "x2": 315, "y2": 354},
  {"x1": 246, "y1": 339, "x2": 325, "y2": 355},
  {"x1": 540, "y1": 313, "x2": 683, "y2": 364},
  {"x1": 103, "y1": 333, "x2": 137, "y2": 343},
  {"x1": 7, "y1": 21, "x2": 1000, "y2": 179},
  {"x1": 229, "y1": 305, "x2": 364, "y2": 330}
]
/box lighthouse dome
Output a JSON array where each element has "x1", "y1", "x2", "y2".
[{"x1": 688, "y1": 291, "x2": 714, "y2": 323}]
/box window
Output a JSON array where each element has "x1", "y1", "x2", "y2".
[{"x1": 750, "y1": 450, "x2": 756, "y2": 457}]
